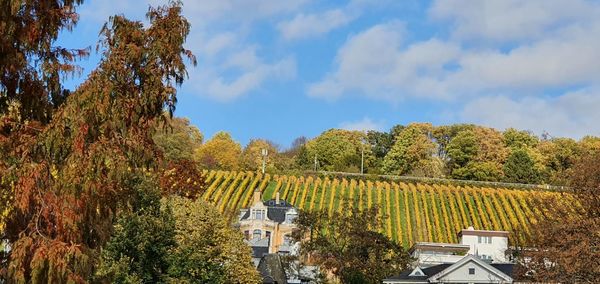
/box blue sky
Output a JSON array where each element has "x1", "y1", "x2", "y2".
[{"x1": 58, "y1": 0, "x2": 600, "y2": 148}]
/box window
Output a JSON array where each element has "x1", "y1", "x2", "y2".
[
  {"x1": 285, "y1": 212, "x2": 297, "y2": 223},
  {"x1": 265, "y1": 231, "x2": 271, "y2": 244},
  {"x1": 469, "y1": 268, "x2": 475, "y2": 275},
  {"x1": 283, "y1": 234, "x2": 292, "y2": 245},
  {"x1": 478, "y1": 236, "x2": 492, "y2": 244},
  {"x1": 252, "y1": 209, "x2": 265, "y2": 220},
  {"x1": 253, "y1": 229, "x2": 261, "y2": 240}
]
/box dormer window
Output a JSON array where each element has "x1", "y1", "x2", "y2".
[
  {"x1": 409, "y1": 267, "x2": 425, "y2": 277},
  {"x1": 285, "y1": 212, "x2": 297, "y2": 223},
  {"x1": 252, "y1": 209, "x2": 266, "y2": 220}
]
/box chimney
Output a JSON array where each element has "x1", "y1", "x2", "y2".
[
  {"x1": 276, "y1": 192, "x2": 280, "y2": 204},
  {"x1": 253, "y1": 189, "x2": 261, "y2": 205}
]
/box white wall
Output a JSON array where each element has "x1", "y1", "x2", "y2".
[
  {"x1": 435, "y1": 261, "x2": 510, "y2": 283},
  {"x1": 460, "y1": 235, "x2": 508, "y2": 263}
]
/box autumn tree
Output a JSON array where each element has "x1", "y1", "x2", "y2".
[
  {"x1": 0, "y1": 0, "x2": 89, "y2": 248},
  {"x1": 153, "y1": 116, "x2": 203, "y2": 162},
  {"x1": 240, "y1": 139, "x2": 280, "y2": 172},
  {"x1": 382, "y1": 123, "x2": 440, "y2": 177},
  {"x1": 0, "y1": 0, "x2": 89, "y2": 124},
  {"x1": 293, "y1": 207, "x2": 411, "y2": 284},
  {"x1": 194, "y1": 131, "x2": 242, "y2": 170},
  {"x1": 537, "y1": 138, "x2": 579, "y2": 185},
  {"x1": 1, "y1": 2, "x2": 196, "y2": 282},
  {"x1": 165, "y1": 196, "x2": 259, "y2": 283},
  {"x1": 515, "y1": 150, "x2": 600, "y2": 283}
]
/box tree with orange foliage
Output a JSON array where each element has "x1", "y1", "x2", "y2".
[
  {"x1": 515, "y1": 150, "x2": 600, "y2": 283},
  {"x1": 1, "y1": 1, "x2": 197, "y2": 281}
]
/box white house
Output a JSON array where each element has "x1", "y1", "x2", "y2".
[
  {"x1": 384, "y1": 255, "x2": 513, "y2": 284},
  {"x1": 385, "y1": 227, "x2": 514, "y2": 284},
  {"x1": 459, "y1": 226, "x2": 509, "y2": 263}
]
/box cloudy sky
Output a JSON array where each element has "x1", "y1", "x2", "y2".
[{"x1": 59, "y1": 0, "x2": 600, "y2": 147}]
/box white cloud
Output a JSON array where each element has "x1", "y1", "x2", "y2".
[
  {"x1": 429, "y1": 0, "x2": 599, "y2": 43},
  {"x1": 340, "y1": 117, "x2": 385, "y2": 132},
  {"x1": 76, "y1": 0, "x2": 305, "y2": 102},
  {"x1": 309, "y1": 22, "x2": 461, "y2": 101},
  {"x1": 446, "y1": 29, "x2": 600, "y2": 92},
  {"x1": 193, "y1": 56, "x2": 296, "y2": 102},
  {"x1": 460, "y1": 88, "x2": 600, "y2": 139},
  {"x1": 278, "y1": 9, "x2": 355, "y2": 40},
  {"x1": 310, "y1": 1, "x2": 600, "y2": 101}
]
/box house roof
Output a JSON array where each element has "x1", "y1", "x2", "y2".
[
  {"x1": 257, "y1": 254, "x2": 288, "y2": 284},
  {"x1": 385, "y1": 256, "x2": 514, "y2": 283},
  {"x1": 385, "y1": 264, "x2": 452, "y2": 282},
  {"x1": 252, "y1": 246, "x2": 270, "y2": 259},
  {"x1": 458, "y1": 227, "x2": 509, "y2": 238},
  {"x1": 239, "y1": 199, "x2": 295, "y2": 224},
  {"x1": 428, "y1": 255, "x2": 513, "y2": 282},
  {"x1": 409, "y1": 242, "x2": 470, "y2": 254}
]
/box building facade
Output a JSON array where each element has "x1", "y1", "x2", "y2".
[
  {"x1": 238, "y1": 190, "x2": 299, "y2": 265},
  {"x1": 385, "y1": 227, "x2": 514, "y2": 284}
]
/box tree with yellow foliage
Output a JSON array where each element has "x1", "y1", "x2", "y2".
[{"x1": 195, "y1": 131, "x2": 242, "y2": 170}]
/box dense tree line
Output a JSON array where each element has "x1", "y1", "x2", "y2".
[{"x1": 175, "y1": 121, "x2": 598, "y2": 186}]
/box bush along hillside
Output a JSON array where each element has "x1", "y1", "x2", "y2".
[{"x1": 202, "y1": 170, "x2": 576, "y2": 247}]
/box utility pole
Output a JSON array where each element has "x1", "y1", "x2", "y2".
[
  {"x1": 261, "y1": 148, "x2": 268, "y2": 174},
  {"x1": 314, "y1": 154, "x2": 318, "y2": 171}
]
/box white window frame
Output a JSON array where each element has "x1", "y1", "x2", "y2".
[
  {"x1": 478, "y1": 236, "x2": 492, "y2": 244},
  {"x1": 252, "y1": 209, "x2": 266, "y2": 220}
]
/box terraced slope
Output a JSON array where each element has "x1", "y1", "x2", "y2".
[{"x1": 202, "y1": 170, "x2": 575, "y2": 247}]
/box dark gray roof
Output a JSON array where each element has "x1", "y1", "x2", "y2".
[
  {"x1": 491, "y1": 263, "x2": 514, "y2": 277},
  {"x1": 252, "y1": 246, "x2": 269, "y2": 258},
  {"x1": 386, "y1": 263, "x2": 514, "y2": 282},
  {"x1": 386, "y1": 264, "x2": 452, "y2": 281},
  {"x1": 257, "y1": 254, "x2": 288, "y2": 284},
  {"x1": 240, "y1": 199, "x2": 295, "y2": 224}
]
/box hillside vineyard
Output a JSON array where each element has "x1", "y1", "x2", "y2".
[{"x1": 202, "y1": 170, "x2": 576, "y2": 247}]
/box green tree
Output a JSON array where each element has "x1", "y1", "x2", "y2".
[
  {"x1": 503, "y1": 148, "x2": 541, "y2": 184},
  {"x1": 432, "y1": 124, "x2": 475, "y2": 160},
  {"x1": 96, "y1": 187, "x2": 259, "y2": 283},
  {"x1": 153, "y1": 116, "x2": 203, "y2": 162},
  {"x1": 195, "y1": 131, "x2": 242, "y2": 170},
  {"x1": 447, "y1": 127, "x2": 507, "y2": 181},
  {"x1": 305, "y1": 129, "x2": 374, "y2": 172},
  {"x1": 382, "y1": 124, "x2": 438, "y2": 176},
  {"x1": 95, "y1": 178, "x2": 176, "y2": 283},
  {"x1": 293, "y1": 207, "x2": 411, "y2": 284}
]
